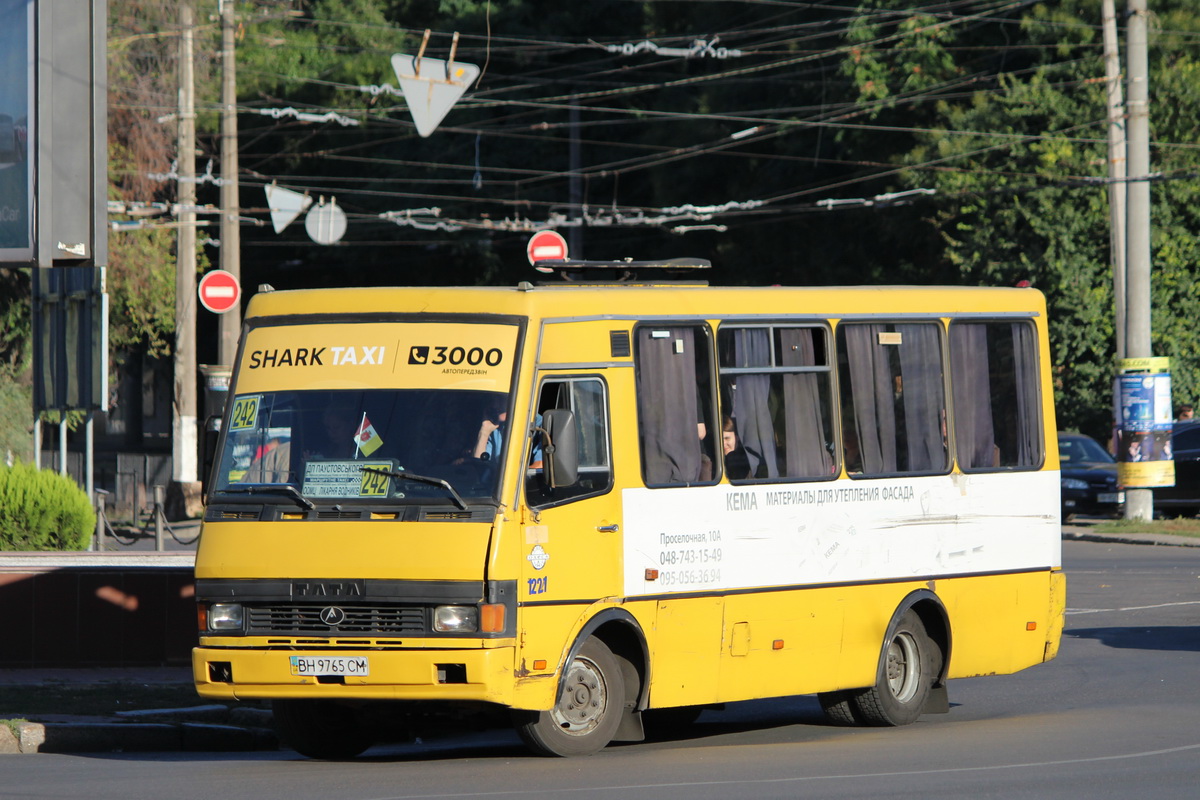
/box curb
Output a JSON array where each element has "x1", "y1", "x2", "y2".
[
  {"x1": 1062, "y1": 528, "x2": 1200, "y2": 548},
  {"x1": 2, "y1": 720, "x2": 278, "y2": 755},
  {"x1": 0, "y1": 706, "x2": 278, "y2": 755}
]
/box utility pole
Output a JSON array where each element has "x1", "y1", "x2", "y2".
[
  {"x1": 1124, "y1": 0, "x2": 1154, "y2": 520},
  {"x1": 218, "y1": 0, "x2": 242, "y2": 367},
  {"x1": 172, "y1": 3, "x2": 200, "y2": 507},
  {"x1": 1102, "y1": 0, "x2": 1127, "y2": 360}
]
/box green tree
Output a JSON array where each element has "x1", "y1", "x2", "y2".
[
  {"x1": 836, "y1": 0, "x2": 1200, "y2": 438},
  {"x1": 107, "y1": 3, "x2": 188, "y2": 359}
]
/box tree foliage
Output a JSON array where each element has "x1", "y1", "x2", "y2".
[
  {"x1": 5, "y1": 1, "x2": 1199, "y2": 448},
  {"x1": 836, "y1": 0, "x2": 1200, "y2": 437},
  {"x1": 107, "y1": 2, "x2": 187, "y2": 359}
]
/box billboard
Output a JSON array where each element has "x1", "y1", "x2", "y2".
[
  {"x1": 1116, "y1": 357, "x2": 1175, "y2": 488},
  {"x1": 0, "y1": 0, "x2": 33, "y2": 262}
]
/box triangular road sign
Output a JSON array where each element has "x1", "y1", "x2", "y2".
[
  {"x1": 265, "y1": 183, "x2": 313, "y2": 233},
  {"x1": 391, "y1": 53, "x2": 480, "y2": 137}
]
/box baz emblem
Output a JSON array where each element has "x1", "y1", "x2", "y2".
[
  {"x1": 319, "y1": 607, "x2": 347, "y2": 626},
  {"x1": 526, "y1": 545, "x2": 550, "y2": 570}
]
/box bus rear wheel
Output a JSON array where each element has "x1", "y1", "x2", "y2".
[
  {"x1": 853, "y1": 610, "x2": 936, "y2": 726},
  {"x1": 817, "y1": 690, "x2": 862, "y2": 725},
  {"x1": 513, "y1": 637, "x2": 625, "y2": 757},
  {"x1": 273, "y1": 699, "x2": 373, "y2": 759}
]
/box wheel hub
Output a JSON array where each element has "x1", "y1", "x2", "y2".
[
  {"x1": 886, "y1": 631, "x2": 920, "y2": 703},
  {"x1": 552, "y1": 656, "x2": 608, "y2": 734}
]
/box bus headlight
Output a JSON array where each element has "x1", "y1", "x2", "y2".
[
  {"x1": 434, "y1": 605, "x2": 479, "y2": 633},
  {"x1": 208, "y1": 603, "x2": 244, "y2": 631}
]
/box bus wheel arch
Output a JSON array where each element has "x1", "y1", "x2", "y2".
[
  {"x1": 819, "y1": 590, "x2": 951, "y2": 727},
  {"x1": 858, "y1": 591, "x2": 950, "y2": 726},
  {"x1": 513, "y1": 609, "x2": 648, "y2": 756},
  {"x1": 905, "y1": 591, "x2": 952, "y2": 711}
]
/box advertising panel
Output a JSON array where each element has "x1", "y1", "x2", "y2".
[
  {"x1": 1116, "y1": 357, "x2": 1175, "y2": 488},
  {"x1": 234, "y1": 321, "x2": 520, "y2": 394}
]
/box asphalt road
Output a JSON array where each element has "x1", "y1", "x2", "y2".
[{"x1": 6, "y1": 538, "x2": 1200, "y2": 800}]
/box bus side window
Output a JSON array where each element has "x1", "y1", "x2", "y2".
[
  {"x1": 526, "y1": 377, "x2": 613, "y2": 508},
  {"x1": 634, "y1": 325, "x2": 717, "y2": 487},
  {"x1": 716, "y1": 325, "x2": 835, "y2": 481},
  {"x1": 950, "y1": 320, "x2": 1042, "y2": 470},
  {"x1": 837, "y1": 321, "x2": 949, "y2": 476}
]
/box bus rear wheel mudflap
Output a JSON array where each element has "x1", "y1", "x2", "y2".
[
  {"x1": 512, "y1": 637, "x2": 627, "y2": 756},
  {"x1": 272, "y1": 698, "x2": 373, "y2": 760}
]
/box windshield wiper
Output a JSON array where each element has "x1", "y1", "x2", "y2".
[
  {"x1": 360, "y1": 467, "x2": 468, "y2": 511},
  {"x1": 221, "y1": 484, "x2": 316, "y2": 511}
]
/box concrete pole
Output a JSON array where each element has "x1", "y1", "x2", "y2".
[
  {"x1": 173, "y1": 3, "x2": 198, "y2": 487},
  {"x1": 1102, "y1": 0, "x2": 1127, "y2": 360},
  {"x1": 1124, "y1": 0, "x2": 1154, "y2": 520},
  {"x1": 218, "y1": 0, "x2": 242, "y2": 367}
]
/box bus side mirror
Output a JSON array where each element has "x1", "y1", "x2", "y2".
[{"x1": 541, "y1": 408, "x2": 579, "y2": 488}]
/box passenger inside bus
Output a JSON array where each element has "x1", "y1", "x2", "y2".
[
  {"x1": 722, "y1": 415, "x2": 751, "y2": 480},
  {"x1": 464, "y1": 397, "x2": 543, "y2": 468},
  {"x1": 312, "y1": 407, "x2": 359, "y2": 459},
  {"x1": 243, "y1": 433, "x2": 292, "y2": 483}
]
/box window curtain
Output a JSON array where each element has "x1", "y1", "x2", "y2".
[
  {"x1": 732, "y1": 328, "x2": 779, "y2": 478},
  {"x1": 896, "y1": 323, "x2": 947, "y2": 472},
  {"x1": 950, "y1": 323, "x2": 997, "y2": 469},
  {"x1": 1012, "y1": 322, "x2": 1040, "y2": 465},
  {"x1": 637, "y1": 327, "x2": 702, "y2": 484},
  {"x1": 779, "y1": 328, "x2": 832, "y2": 477},
  {"x1": 843, "y1": 324, "x2": 897, "y2": 474}
]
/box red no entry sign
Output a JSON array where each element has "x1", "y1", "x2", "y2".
[
  {"x1": 527, "y1": 230, "x2": 569, "y2": 267},
  {"x1": 198, "y1": 269, "x2": 241, "y2": 314}
]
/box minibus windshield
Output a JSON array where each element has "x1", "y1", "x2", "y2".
[{"x1": 211, "y1": 388, "x2": 511, "y2": 504}]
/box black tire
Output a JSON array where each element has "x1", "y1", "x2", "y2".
[
  {"x1": 818, "y1": 690, "x2": 862, "y2": 726},
  {"x1": 273, "y1": 699, "x2": 373, "y2": 760},
  {"x1": 852, "y1": 610, "x2": 937, "y2": 727},
  {"x1": 513, "y1": 637, "x2": 625, "y2": 757}
]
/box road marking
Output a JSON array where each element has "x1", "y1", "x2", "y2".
[
  {"x1": 1066, "y1": 600, "x2": 1200, "y2": 615},
  {"x1": 381, "y1": 742, "x2": 1200, "y2": 798}
]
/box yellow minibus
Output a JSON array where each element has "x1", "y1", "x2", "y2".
[{"x1": 193, "y1": 261, "x2": 1064, "y2": 758}]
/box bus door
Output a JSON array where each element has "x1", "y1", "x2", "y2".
[
  {"x1": 520, "y1": 374, "x2": 620, "y2": 631},
  {"x1": 628, "y1": 323, "x2": 725, "y2": 709}
]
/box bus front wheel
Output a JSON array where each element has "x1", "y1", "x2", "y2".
[
  {"x1": 854, "y1": 610, "x2": 936, "y2": 726},
  {"x1": 513, "y1": 637, "x2": 625, "y2": 757},
  {"x1": 273, "y1": 699, "x2": 373, "y2": 759}
]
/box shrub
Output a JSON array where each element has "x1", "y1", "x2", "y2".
[{"x1": 0, "y1": 463, "x2": 94, "y2": 551}]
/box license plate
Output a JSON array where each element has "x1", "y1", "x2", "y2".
[
  {"x1": 1098, "y1": 492, "x2": 1124, "y2": 503},
  {"x1": 289, "y1": 656, "x2": 370, "y2": 676}
]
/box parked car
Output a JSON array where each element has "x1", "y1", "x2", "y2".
[
  {"x1": 1151, "y1": 421, "x2": 1200, "y2": 518},
  {"x1": 1058, "y1": 432, "x2": 1123, "y2": 519}
]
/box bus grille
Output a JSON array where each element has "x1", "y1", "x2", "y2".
[{"x1": 246, "y1": 605, "x2": 426, "y2": 636}]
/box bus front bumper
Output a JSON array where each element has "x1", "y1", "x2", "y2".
[{"x1": 193, "y1": 645, "x2": 518, "y2": 706}]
